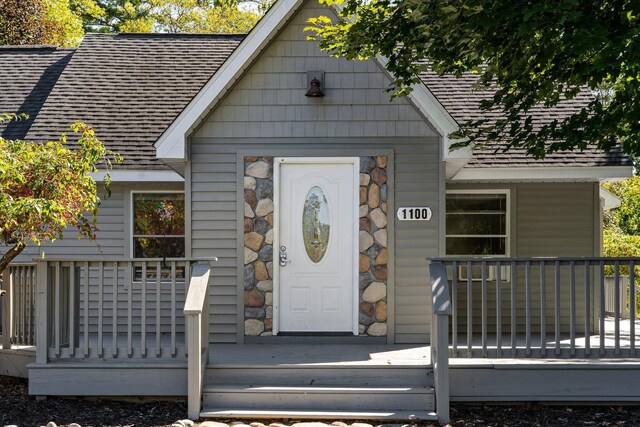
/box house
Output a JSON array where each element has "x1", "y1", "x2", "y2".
[{"x1": 1, "y1": 0, "x2": 638, "y2": 424}]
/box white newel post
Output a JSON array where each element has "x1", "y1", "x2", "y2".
[{"x1": 1, "y1": 268, "x2": 13, "y2": 349}]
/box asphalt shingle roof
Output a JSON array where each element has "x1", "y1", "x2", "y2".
[
  {"x1": 419, "y1": 70, "x2": 631, "y2": 168},
  {"x1": 2, "y1": 32, "x2": 630, "y2": 170},
  {"x1": 25, "y1": 33, "x2": 244, "y2": 170},
  {"x1": 0, "y1": 45, "x2": 74, "y2": 140}
]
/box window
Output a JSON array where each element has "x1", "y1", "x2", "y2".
[
  {"x1": 445, "y1": 192, "x2": 508, "y2": 256},
  {"x1": 132, "y1": 192, "x2": 185, "y2": 259}
]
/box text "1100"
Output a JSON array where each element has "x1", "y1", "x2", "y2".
[{"x1": 396, "y1": 207, "x2": 432, "y2": 221}]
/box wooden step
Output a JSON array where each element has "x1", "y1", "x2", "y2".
[
  {"x1": 199, "y1": 408, "x2": 439, "y2": 421},
  {"x1": 202, "y1": 384, "x2": 434, "y2": 412},
  {"x1": 205, "y1": 365, "x2": 433, "y2": 387}
]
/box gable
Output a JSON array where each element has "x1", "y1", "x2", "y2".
[
  {"x1": 192, "y1": 1, "x2": 437, "y2": 140},
  {"x1": 155, "y1": 0, "x2": 457, "y2": 167},
  {"x1": 193, "y1": 2, "x2": 438, "y2": 140}
]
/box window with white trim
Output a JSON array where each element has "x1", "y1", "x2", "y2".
[
  {"x1": 132, "y1": 192, "x2": 185, "y2": 259},
  {"x1": 445, "y1": 192, "x2": 508, "y2": 256}
]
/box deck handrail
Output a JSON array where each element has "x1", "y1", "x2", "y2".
[
  {"x1": 428, "y1": 260, "x2": 452, "y2": 425},
  {"x1": 37, "y1": 257, "x2": 218, "y2": 263},
  {"x1": 431, "y1": 256, "x2": 639, "y2": 359},
  {"x1": 184, "y1": 261, "x2": 213, "y2": 420}
]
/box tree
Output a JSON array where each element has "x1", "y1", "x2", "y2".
[
  {"x1": 78, "y1": 0, "x2": 153, "y2": 32},
  {"x1": 602, "y1": 177, "x2": 640, "y2": 314},
  {"x1": 0, "y1": 0, "x2": 100, "y2": 46},
  {"x1": 79, "y1": 0, "x2": 269, "y2": 33},
  {"x1": 0, "y1": 114, "x2": 120, "y2": 275},
  {"x1": 308, "y1": 0, "x2": 640, "y2": 159},
  {"x1": 46, "y1": 0, "x2": 93, "y2": 46},
  {"x1": 0, "y1": 0, "x2": 60, "y2": 45},
  {"x1": 151, "y1": 0, "x2": 261, "y2": 33}
]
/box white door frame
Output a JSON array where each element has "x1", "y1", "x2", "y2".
[{"x1": 272, "y1": 157, "x2": 360, "y2": 335}]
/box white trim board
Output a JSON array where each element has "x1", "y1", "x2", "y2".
[
  {"x1": 600, "y1": 186, "x2": 622, "y2": 210},
  {"x1": 92, "y1": 169, "x2": 184, "y2": 183},
  {"x1": 153, "y1": 0, "x2": 466, "y2": 170},
  {"x1": 451, "y1": 166, "x2": 633, "y2": 183}
]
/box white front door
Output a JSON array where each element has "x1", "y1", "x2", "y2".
[{"x1": 275, "y1": 158, "x2": 358, "y2": 333}]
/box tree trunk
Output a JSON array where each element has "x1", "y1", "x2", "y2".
[{"x1": 0, "y1": 241, "x2": 26, "y2": 278}]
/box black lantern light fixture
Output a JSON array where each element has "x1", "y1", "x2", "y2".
[{"x1": 305, "y1": 72, "x2": 325, "y2": 97}]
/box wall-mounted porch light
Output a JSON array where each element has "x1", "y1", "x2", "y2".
[{"x1": 305, "y1": 71, "x2": 325, "y2": 97}]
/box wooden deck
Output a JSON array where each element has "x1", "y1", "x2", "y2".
[
  {"x1": 0, "y1": 344, "x2": 35, "y2": 378},
  {"x1": 454, "y1": 316, "x2": 640, "y2": 357},
  {"x1": 2, "y1": 339, "x2": 639, "y2": 421},
  {"x1": 208, "y1": 344, "x2": 431, "y2": 366}
]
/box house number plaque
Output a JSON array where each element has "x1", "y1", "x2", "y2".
[{"x1": 396, "y1": 207, "x2": 432, "y2": 221}]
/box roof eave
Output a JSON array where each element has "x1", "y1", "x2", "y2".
[
  {"x1": 372, "y1": 54, "x2": 472, "y2": 175},
  {"x1": 92, "y1": 169, "x2": 184, "y2": 183},
  {"x1": 449, "y1": 165, "x2": 633, "y2": 183}
]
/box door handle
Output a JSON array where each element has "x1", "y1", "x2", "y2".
[{"x1": 279, "y1": 246, "x2": 291, "y2": 267}]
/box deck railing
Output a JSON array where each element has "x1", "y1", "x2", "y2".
[
  {"x1": 184, "y1": 262, "x2": 212, "y2": 420},
  {"x1": 1, "y1": 263, "x2": 37, "y2": 348},
  {"x1": 429, "y1": 257, "x2": 639, "y2": 359},
  {"x1": 35, "y1": 258, "x2": 214, "y2": 364}
]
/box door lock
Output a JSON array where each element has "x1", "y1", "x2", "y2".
[{"x1": 279, "y1": 246, "x2": 291, "y2": 267}]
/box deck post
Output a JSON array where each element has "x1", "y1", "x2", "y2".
[
  {"x1": 428, "y1": 260, "x2": 451, "y2": 425},
  {"x1": 186, "y1": 311, "x2": 202, "y2": 420},
  {"x1": 184, "y1": 261, "x2": 213, "y2": 421},
  {"x1": 36, "y1": 261, "x2": 49, "y2": 364},
  {"x1": 1, "y1": 268, "x2": 13, "y2": 349},
  {"x1": 432, "y1": 311, "x2": 450, "y2": 425}
]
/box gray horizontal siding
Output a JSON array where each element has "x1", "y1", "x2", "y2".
[
  {"x1": 191, "y1": 139, "x2": 440, "y2": 344},
  {"x1": 189, "y1": 0, "x2": 442, "y2": 345},
  {"x1": 8, "y1": 184, "x2": 127, "y2": 263}
]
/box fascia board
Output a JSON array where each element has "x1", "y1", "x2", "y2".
[
  {"x1": 451, "y1": 166, "x2": 634, "y2": 182},
  {"x1": 92, "y1": 169, "x2": 185, "y2": 183},
  {"x1": 372, "y1": 54, "x2": 471, "y2": 165}
]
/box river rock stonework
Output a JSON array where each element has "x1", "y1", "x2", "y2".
[
  {"x1": 358, "y1": 156, "x2": 388, "y2": 336},
  {"x1": 243, "y1": 156, "x2": 388, "y2": 337},
  {"x1": 244, "y1": 156, "x2": 274, "y2": 336}
]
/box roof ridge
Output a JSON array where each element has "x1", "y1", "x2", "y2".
[
  {"x1": 83, "y1": 32, "x2": 246, "y2": 39},
  {"x1": 0, "y1": 45, "x2": 73, "y2": 51}
]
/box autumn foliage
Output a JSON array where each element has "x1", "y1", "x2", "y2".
[
  {"x1": 0, "y1": 0, "x2": 63, "y2": 45},
  {"x1": 0, "y1": 114, "x2": 120, "y2": 273}
]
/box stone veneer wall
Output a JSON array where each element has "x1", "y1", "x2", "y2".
[
  {"x1": 243, "y1": 156, "x2": 388, "y2": 337},
  {"x1": 243, "y1": 156, "x2": 274, "y2": 337},
  {"x1": 358, "y1": 156, "x2": 388, "y2": 336}
]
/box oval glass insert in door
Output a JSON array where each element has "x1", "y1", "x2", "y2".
[{"x1": 302, "y1": 186, "x2": 330, "y2": 263}]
